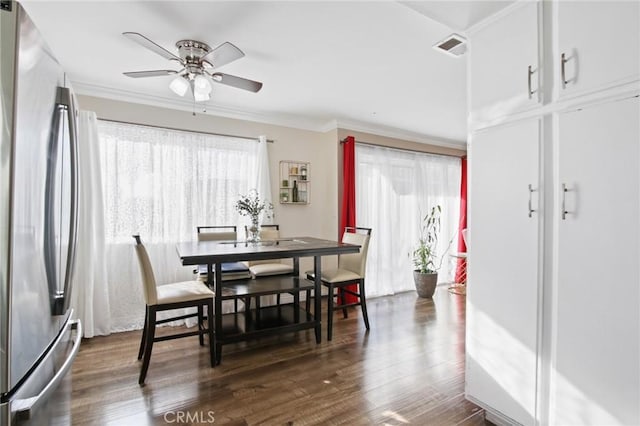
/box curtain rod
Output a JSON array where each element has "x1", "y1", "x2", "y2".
[
  {"x1": 97, "y1": 118, "x2": 274, "y2": 143},
  {"x1": 344, "y1": 137, "x2": 464, "y2": 159}
]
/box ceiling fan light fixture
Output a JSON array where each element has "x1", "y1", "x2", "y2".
[
  {"x1": 192, "y1": 74, "x2": 212, "y2": 102},
  {"x1": 193, "y1": 88, "x2": 211, "y2": 102},
  {"x1": 169, "y1": 75, "x2": 189, "y2": 96},
  {"x1": 194, "y1": 74, "x2": 212, "y2": 93}
]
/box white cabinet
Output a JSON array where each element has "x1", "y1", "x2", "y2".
[
  {"x1": 469, "y1": 1, "x2": 540, "y2": 124},
  {"x1": 467, "y1": 119, "x2": 541, "y2": 426},
  {"x1": 556, "y1": 1, "x2": 640, "y2": 99},
  {"x1": 551, "y1": 96, "x2": 639, "y2": 425},
  {"x1": 466, "y1": 1, "x2": 640, "y2": 424}
]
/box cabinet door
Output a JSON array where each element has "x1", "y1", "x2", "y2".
[
  {"x1": 553, "y1": 97, "x2": 639, "y2": 425},
  {"x1": 557, "y1": 1, "x2": 640, "y2": 99},
  {"x1": 467, "y1": 119, "x2": 540, "y2": 425},
  {"x1": 469, "y1": 1, "x2": 540, "y2": 124}
]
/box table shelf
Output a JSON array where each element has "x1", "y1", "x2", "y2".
[
  {"x1": 221, "y1": 276, "x2": 313, "y2": 298},
  {"x1": 219, "y1": 304, "x2": 315, "y2": 343}
]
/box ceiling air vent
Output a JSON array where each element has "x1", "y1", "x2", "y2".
[{"x1": 433, "y1": 34, "x2": 467, "y2": 58}]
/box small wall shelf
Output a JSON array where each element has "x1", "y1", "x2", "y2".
[{"x1": 279, "y1": 160, "x2": 309, "y2": 204}]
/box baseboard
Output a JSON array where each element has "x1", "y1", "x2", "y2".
[{"x1": 465, "y1": 395, "x2": 521, "y2": 426}]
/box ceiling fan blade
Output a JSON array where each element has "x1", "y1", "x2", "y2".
[
  {"x1": 123, "y1": 32, "x2": 181, "y2": 62},
  {"x1": 123, "y1": 70, "x2": 179, "y2": 78},
  {"x1": 202, "y1": 42, "x2": 245, "y2": 69},
  {"x1": 210, "y1": 73, "x2": 263, "y2": 92}
]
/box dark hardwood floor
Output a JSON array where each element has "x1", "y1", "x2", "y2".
[{"x1": 70, "y1": 287, "x2": 486, "y2": 425}]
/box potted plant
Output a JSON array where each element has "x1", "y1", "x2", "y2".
[{"x1": 413, "y1": 205, "x2": 443, "y2": 298}]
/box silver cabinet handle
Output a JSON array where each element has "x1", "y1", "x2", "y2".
[
  {"x1": 528, "y1": 65, "x2": 535, "y2": 98},
  {"x1": 562, "y1": 183, "x2": 568, "y2": 220},
  {"x1": 528, "y1": 184, "x2": 537, "y2": 218},
  {"x1": 561, "y1": 53, "x2": 568, "y2": 88}
]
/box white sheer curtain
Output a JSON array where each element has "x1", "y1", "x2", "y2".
[
  {"x1": 355, "y1": 144, "x2": 461, "y2": 297},
  {"x1": 255, "y1": 135, "x2": 273, "y2": 226},
  {"x1": 70, "y1": 111, "x2": 111, "y2": 337},
  {"x1": 97, "y1": 120, "x2": 270, "y2": 332}
]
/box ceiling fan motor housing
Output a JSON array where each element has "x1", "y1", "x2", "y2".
[{"x1": 176, "y1": 40, "x2": 213, "y2": 69}]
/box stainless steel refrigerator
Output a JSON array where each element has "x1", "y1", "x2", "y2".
[{"x1": 0, "y1": 2, "x2": 82, "y2": 425}]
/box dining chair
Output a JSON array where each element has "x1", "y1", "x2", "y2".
[
  {"x1": 305, "y1": 227, "x2": 372, "y2": 341},
  {"x1": 196, "y1": 225, "x2": 255, "y2": 313},
  {"x1": 243, "y1": 224, "x2": 294, "y2": 277},
  {"x1": 243, "y1": 224, "x2": 295, "y2": 308},
  {"x1": 195, "y1": 226, "x2": 252, "y2": 282},
  {"x1": 132, "y1": 235, "x2": 215, "y2": 385}
]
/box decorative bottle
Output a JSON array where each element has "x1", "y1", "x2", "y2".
[{"x1": 292, "y1": 180, "x2": 299, "y2": 202}]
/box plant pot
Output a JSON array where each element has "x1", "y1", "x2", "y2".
[{"x1": 413, "y1": 270, "x2": 438, "y2": 298}]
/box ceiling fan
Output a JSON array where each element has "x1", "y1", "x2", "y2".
[{"x1": 122, "y1": 32, "x2": 263, "y2": 102}]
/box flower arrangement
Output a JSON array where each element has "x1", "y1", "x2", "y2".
[
  {"x1": 235, "y1": 189, "x2": 273, "y2": 242},
  {"x1": 235, "y1": 189, "x2": 273, "y2": 220}
]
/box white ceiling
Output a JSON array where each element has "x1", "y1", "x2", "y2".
[{"x1": 20, "y1": 1, "x2": 512, "y2": 147}]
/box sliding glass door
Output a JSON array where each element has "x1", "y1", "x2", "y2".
[{"x1": 355, "y1": 144, "x2": 461, "y2": 297}]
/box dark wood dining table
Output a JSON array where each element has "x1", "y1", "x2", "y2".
[{"x1": 176, "y1": 237, "x2": 360, "y2": 363}]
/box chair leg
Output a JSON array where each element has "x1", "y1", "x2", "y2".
[
  {"x1": 327, "y1": 284, "x2": 334, "y2": 341},
  {"x1": 359, "y1": 279, "x2": 370, "y2": 330},
  {"x1": 305, "y1": 289, "x2": 311, "y2": 313},
  {"x1": 139, "y1": 306, "x2": 157, "y2": 385},
  {"x1": 340, "y1": 287, "x2": 348, "y2": 319},
  {"x1": 206, "y1": 299, "x2": 215, "y2": 368},
  {"x1": 137, "y1": 308, "x2": 148, "y2": 360},
  {"x1": 198, "y1": 305, "x2": 204, "y2": 346}
]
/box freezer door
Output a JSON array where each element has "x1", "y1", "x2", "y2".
[
  {"x1": 6, "y1": 5, "x2": 70, "y2": 394},
  {"x1": 0, "y1": 317, "x2": 82, "y2": 426}
]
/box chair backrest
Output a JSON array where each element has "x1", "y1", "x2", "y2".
[
  {"x1": 244, "y1": 224, "x2": 280, "y2": 240},
  {"x1": 132, "y1": 235, "x2": 158, "y2": 305},
  {"x1": 197, "y1": 225, "x2": 237, "y2": 242},
  {"x1": 245, "y1": 225, "x2": 281, "y2": 266},
  {"x1": 339, "y1": 227, "x2": 372, "y2": 277}
]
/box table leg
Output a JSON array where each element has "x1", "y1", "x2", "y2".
[
  {"x1": 214, "y1": 263, "x2": 223, "y2": 365},
  {"x1": 314, "y1": 255, "x2": 322, "y2": 343},
  {"x1": 293, "y1": 257, "x2": 300, "y2": 323}
]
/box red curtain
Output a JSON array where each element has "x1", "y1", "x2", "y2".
[
  {"x1": 340, "y1": 136, "x2": 358, "y2": 303},
  {"x1": 455, "y1": 157, "x2": 467, "y2": 283}
]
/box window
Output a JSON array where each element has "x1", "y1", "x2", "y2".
[
  {"x1": 98, "y1": 120, "x2": 261, "y2": 244},
  {"x1": 97, "y1": 120, "x2": 264, "y2": 331}
]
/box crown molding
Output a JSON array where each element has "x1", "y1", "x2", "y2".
[
  {"x1": 71, "y1": 81, "x2": 326, "y2": 132},
  {"x1": 330, "y1": 118, "x2": 467, "y2": 149},
  {"x1": 73, "y1": 81, "x2": 467, "y2": 149}
]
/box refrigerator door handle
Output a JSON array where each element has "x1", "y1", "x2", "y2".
[
  {"x1": 52, "y1": 86, "x2": 79, "y2": 316},
  {"x1": 12, "y1": 319, "x2": 82, "y2": 420},
  {"x1": 62, "y1": 87, "x2": 78, "y2": 314}
]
